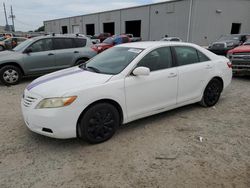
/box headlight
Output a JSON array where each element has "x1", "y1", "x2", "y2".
[
  {"x1": 226, "y1": 42, "x2": 234, "y2": 47},
  {"x1": 36, "y1": 96, "x2": 77, "y2": 109}
]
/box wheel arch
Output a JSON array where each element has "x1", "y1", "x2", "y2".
[
  {"x1": 76, "y1": 98, "x2": 124, "y2": 137},
  {"x1": 74, "y1": 57, "x2": 90, "y2": 65},
  {"x1": 0, "y1": 62, "x2": 25, "y2": 75}
]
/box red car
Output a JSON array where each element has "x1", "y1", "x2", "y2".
[
  {"x1": 92, "y1": 35, "x2": 130, "y2": 53},
  {"x1": 227, "y1": 40, "x2": 250, "y2": 76},
  {"x1": 92, "y1": 33, "x2": 111, "y2": 42}
]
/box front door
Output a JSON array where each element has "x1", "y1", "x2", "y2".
[
  {"x1": 22, "y1": 38, "x2": 56, "y2": 75},
  {"x1": 125, "y1": 47, "x2": 178, "y2": 120}
]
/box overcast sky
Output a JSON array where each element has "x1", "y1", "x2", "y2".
[{"x1": 0, "y1": 0, "x2": 167, "y2": 31}]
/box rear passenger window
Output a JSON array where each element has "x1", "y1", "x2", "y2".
[
  {"x1": 174, "y1": 46, "x2": 199, "y2": 66},
  {"x1": 197, "y1": 50, "x2": 210, "y2": 62},
  {"x1": 74, "y1": 38, "x2": 87, "y2": 48},
  {"x1": 137, "y1": 47, "x2": 172, "y2": 71},
  {"x1": 54, "y1": 38, "x2": 74, "y2": 50}
]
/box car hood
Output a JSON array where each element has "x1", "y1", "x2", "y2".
[
  {"x1": 0, "y1": 50, "x2": 22, "y2": 61},
  {"x1": 228, "y1": 45, "x2": 250, "y2": 53},
  {"x1": 214, "y1": 40, "x2": 239, "y2": 44},
  {"x1": 26, "y1": 66, "x2": 113, "y2": 98}
]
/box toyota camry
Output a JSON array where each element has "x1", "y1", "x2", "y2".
[{"x1": 21, "y1": 42, "x2": 232, "y2": 144}]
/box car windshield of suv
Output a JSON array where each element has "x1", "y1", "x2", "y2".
[
  {"x1": 218, "y1": 35, "x2": 240, "y2": 41},
  {"x1": 80, "y1": 47, "x2": 143, "y2": 75},
  {"x1": 12, "y1": 38, "x2": 34, "y2": 52},
  {"x1": 103, "y1": 37, "x2": 114, "y2": 44}
]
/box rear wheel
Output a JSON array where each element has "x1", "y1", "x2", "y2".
[
  {"x1": 0, "y1": 65, "x2": 22, "y2": 86},
  {"x1": 78, "y1": 103, "x2": 120, "y2": 144},
  {"x1": 200, "y1": 78, "x2": 223, "y2": 107},
  {"x1": 75, "y1": 58, "x2": 88, "y2": 66},
  {"x1": 0, "y1": 46, "x2": 4, "y2": 51}
]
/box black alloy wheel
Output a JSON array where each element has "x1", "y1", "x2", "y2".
[
  {"x1": 200, "y1": 78, "x2": 223, "y2": 107},
  {"x1": 78, "y1": 103, "x2": 120, "y2": 144}
]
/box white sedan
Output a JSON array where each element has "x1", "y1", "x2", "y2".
[{"x1": 21, "y1": 42, "x2": 232, "y2": 144}]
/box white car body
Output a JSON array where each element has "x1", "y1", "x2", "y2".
[{"x1": 21, "y1": 42, "x2": 232, "y2": 139}]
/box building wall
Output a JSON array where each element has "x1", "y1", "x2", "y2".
[
  {"x1": 149, "y1": 0, "x2": 190, "y2": 41},
  {"x1": 99, "y1": 11, "x2": 121, "y2": 35},
  {"x1": 190, "y1": 0, "x2": 250, "y2": 45},
  {"x1": 44, "y1": 0, "x2": 250, "y2": 45}
]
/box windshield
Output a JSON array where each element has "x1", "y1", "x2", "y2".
[
  {"x1": 218, "y1": 35, "x2": 240, "y2": 41},
  {"x1": 81, "y1": 47, "x2": 143, "y2": 75},
  {"x1": 12, "y1": 38, "x2": 34, "y2": 52},
  {"x1": 0, "y1": 37, "x2": 5, "y2": 41},
  {"x1": 103, "y1": 37, "x2": 114, "y2": 44}
]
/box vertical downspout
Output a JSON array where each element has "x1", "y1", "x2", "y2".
[
  {"x1": 187, "y1": 0, "x2": 193, "y2": 42},
  {"x1": 148, "y1": 5, "x2": 151, "y2": 41}
]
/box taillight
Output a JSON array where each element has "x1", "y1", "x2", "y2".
[
  {"x1": 227, "y1": 62, "x2": 232, "y2": 68},
  {"x1": 91, "y1": 46, "x2": 99, "y2": 53}
]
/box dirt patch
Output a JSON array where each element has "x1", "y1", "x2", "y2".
[{"x1": 0, "y1": 77, "x2": 250, "y2": 188}]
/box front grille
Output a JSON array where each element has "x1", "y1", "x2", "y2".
[{"x1": 23, "y1": 95, "x2": 37, "y2": 108}]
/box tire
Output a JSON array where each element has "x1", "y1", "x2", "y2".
[
  {"x1": 0, "y1": 46, "x2": 4, "y2": 51},
  {"x1": 0, "y1": 65, "x2": 22, "y2": 86},
  {"x1": 200, "y1": 78, "x2": 223, "y2": 107},
  {"x1": 75, "y1": 58, "x2": 88, "y2": 66},
  {"x1": 78, "y1": 103, "x2": 120, "y2": 144}
]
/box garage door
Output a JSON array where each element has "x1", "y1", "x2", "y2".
[{"x1": 72, "y1": 25, "x2": 80, "y2": 34}]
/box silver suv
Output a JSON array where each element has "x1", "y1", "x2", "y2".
[{"x1": 0, "y1": 35, "x2": 97, "y2": 85}]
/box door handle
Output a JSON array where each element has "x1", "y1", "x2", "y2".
[
  {"x1": 74, "y1": 51, "x2": 79, "y2": 53},
  {"x1": 168, "y1": 73, "x2": 177, "y2": 78},
  {"x1": 48, "y1": 53, "x2": 54, "y2": 56}
]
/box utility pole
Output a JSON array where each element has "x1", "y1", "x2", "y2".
[
  {"x1": 9, "y1": 5, "x2": 15, "y2": 32},
  {"x1": 3, "y1": 3, "x2": 9, "y2": 29}
]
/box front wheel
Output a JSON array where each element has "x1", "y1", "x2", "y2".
[
  {"x1": 200, "y1": 78, "x2": 223, "y2": 107},
  {"x1": 78, "y1": 103, "x2": 120, "y2": 144},
  {"x1": 0, "y1": 65, "x2": 22, "y2": 86}
]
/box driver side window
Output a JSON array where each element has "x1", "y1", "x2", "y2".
[
  {"x1": 29, "y1": 39, "x2": 52, "y2": 53},
  {"x1": 137, "y1": 47, "x2": 173, "y2": 71}
]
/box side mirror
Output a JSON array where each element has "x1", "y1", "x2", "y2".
[
  {"x1": 133, "y1": 67, "x2": 150, "y2": 76},
  {"x1": 24, "y1": 48, "x2": 32, "y2": 54}
]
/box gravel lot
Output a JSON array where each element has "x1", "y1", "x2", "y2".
[{"x1": 0, "y1": 77, "x2": 250, "y2": 188}]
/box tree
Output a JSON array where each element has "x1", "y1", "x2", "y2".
[{"x1": 35, "y1": 26, "x2": 45, "y2": 32}]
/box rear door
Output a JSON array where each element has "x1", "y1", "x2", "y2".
[
  {"x1": 173, "y1": 46, "x2": 213, "y2": 103},
  {"x1": 22, "y1": 38, "x2": 56, "y2": 75},
  {"x1": 53, "y1": 38, "x2": 77, "y2": 69}
]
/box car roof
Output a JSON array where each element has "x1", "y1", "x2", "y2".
[
  {"x1": 32, "y1": 35, "x2": 88, "y2": 40},
  {"x1": 117, "y1": 41, "x2": 193, "y2": 49}
]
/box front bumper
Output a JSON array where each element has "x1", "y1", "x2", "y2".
[{"x1": 21, "y1": 90, "x2": 81, "y2": 139}]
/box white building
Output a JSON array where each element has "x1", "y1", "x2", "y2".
[{"x1": 44, "y1": 0, "x2": 250, "y2": 46}]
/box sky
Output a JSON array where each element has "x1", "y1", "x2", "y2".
[{"x1": 0, "y1": 0, "x2": 167, "y2": 31}]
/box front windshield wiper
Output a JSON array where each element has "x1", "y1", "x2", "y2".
[{"x1": 86, "y1": 66, "x2": 101, "y2": 73}]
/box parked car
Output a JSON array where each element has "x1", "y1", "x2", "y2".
[
  {"x1": 86, "y1": 35, "x2": 100, "y2": 44},
  {"x1": 21, "y1": 41, "x2": 232, "y2": 144},
  {"x1": 160, "y1": 37, "x2": 182, "y2": 42},
  {"x1": 227, "y1": 41, "x2": 250, "y2": 76},
  {"x1": 208, "y1": 34, "x2": 250, "y2": 55},
  {"x1": 92, "y1": 33, "x2": 111, "y2": 42},
  {"x1": 0, "y1": 37, "x2": 27, "y2": 51},
  {"x1": 92, "y1": 35, "x2": 130, "y2": 53},
  {"x1": 125, "y1": 34, "x2": 142, "y2": 42},
  {"x1": 0, "y1": 35, "x2": 97, "y2": 85}
]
